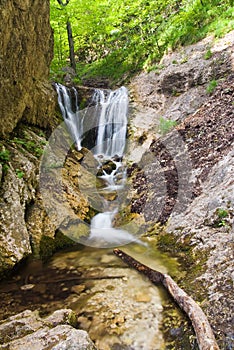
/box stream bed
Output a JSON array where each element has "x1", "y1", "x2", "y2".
[
  {"x1": 0, "y1": 84, "x2": 195, "y2": 349},
  {"x1": 0, "y1": 240, "x2": 192, "y2": 350}
]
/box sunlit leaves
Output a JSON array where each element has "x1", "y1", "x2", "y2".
[{"x1": 50, "y1": 0, "x2": 234, "y2": 83}]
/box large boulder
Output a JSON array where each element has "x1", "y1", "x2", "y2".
[
  {"x1": 0, "y1": 309, "x2": 97, "y2": 350},
  {"x1": 0, "y1": 0, "x2": 56, "y2": 137}
]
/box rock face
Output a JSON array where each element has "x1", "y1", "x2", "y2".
[
  {"x1": 167, "y1": 149, "x2": 234, "y2": 344},
  {"x1": 0, "y1": 0, "x2": 56, "y2": 137},
  {"x1": 0, "y1": 128, "x2": 44, "y2": 275},
  {"x1": 128, "y1": 32, "x2": 234, "y2": 348},
  {"x1": 129, "y1": 31, "x2": 234, "y2": 152},
  {"x1": 0, "y1": 309, "x2": 96, "y2": 349},
  {"x1": 0, "y1": 126, "x2": 91, "y2": 276}
]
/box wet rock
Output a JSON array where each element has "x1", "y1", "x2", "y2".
[
  {"x1": 0, "y1": 309, "x2": 96, "y2": 349},
  {"x1": 20, "y1": 284, "x2": 35, "y2": 291},
  {"x1": 100, "y1": 254, "x2": 117, "y2": 264},
  {"x1": 134, "y1": 292, "x2": 152, "y2": 303},
  {"x1": 2, "y1": 325, "x2": 96, "y2": 350},
  {"x1": 71, "y1": 285, "x2": 86, "y2": 294}
]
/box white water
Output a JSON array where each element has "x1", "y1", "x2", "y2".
[
  {"x1": 92, "y1": 86, "x2": 128, "y2": 158},
  {"x1": 55, "y1": 84, "x2": 143, "y2": 247},
  {"x1": 55, "y1": 83, "x2": 83, "y2": 150},
  {"x1": 90, "y1": 211, "x2": 130, "y2": 245}
]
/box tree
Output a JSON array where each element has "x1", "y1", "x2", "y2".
[
  {"x1": 55, "y1": 0, "x2": 76, "y2": 73},
  {"x1": 50, "y1": 0, "x2": 233, "y2": 83}
]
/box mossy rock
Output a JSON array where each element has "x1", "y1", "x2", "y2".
[{"x1": 39, "y1": 231, "x2": 77, "y2": 261}]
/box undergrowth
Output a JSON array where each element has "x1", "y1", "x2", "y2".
[{"x1": 50, "y1": 0, "x2": 234, "y2": 84}]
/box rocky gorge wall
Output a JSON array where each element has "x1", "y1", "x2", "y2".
[
  {"x1": 128, "y1": 31, "x2": 234, "y2": 348},
  {"x1": 0, "y1": 0, "x2": 59, "y2": 276},
  {"x1": 0, "y1": 0, "x2": 56, "y2": 137}
]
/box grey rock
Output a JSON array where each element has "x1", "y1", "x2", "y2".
[
  {"x1": 130, "y1": 31, "x2": 234, "y2": 123},
  {"x1": 0, "y1": 309, "x2": 96, "y2": 350},
  {"x1": 2, "y1": 326, "x2": 96, "y2": 350},
  {"x1": 166, "y1": 148, "x2": 234, "y2": 341}
]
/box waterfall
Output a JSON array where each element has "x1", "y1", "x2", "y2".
[
  {"x1": 55, "y1": 83, "x2": 83, "y2": 150},
  {"x1": 55, "y1": 83, "x2": 143, "y2": 247},
  {"x1": 55, "y1": 83, "x2": 128, "y2": 158},
  {"x1": 92, "y1": 86, "x2": 128, "y2": 158}
]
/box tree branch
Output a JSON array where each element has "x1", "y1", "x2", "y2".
[
  {"x1": 57, "y1": 0, "x2": 70, "y2": 7},
  {"x1": 113, "y1": 248, "x2": 220, "y2": 350}
]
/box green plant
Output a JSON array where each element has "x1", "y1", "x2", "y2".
[
  {"x1": 12, "y1": 137, "x2": 45, "y2": 158},
  {"x1": 0, "y1": 147, "x2": 10, "y2": 175},
  {"x1": 16, "y1": 169, "x2": 24, "y2": 179},
  {"x1": 217, "y1": 208, "x2": 229, "y2": 219},
  {"x1": 34, "y1": 147, "x2": 44, "y2": 158},
  {"x1": 38, "y1": 131, "x2": 46, "y2": 138},
  {"x1": 0, "y1": 149, "x2": 10, "y2": 163},
  {"x1": 159, "y1": 117, "x2": 177, "y2": 136},
  {"x1": 2, "y1": 164, "x2": 9, "y2": 173},
  {"x1": 213, "y1": 208, "x2": 230, "y2": 227},
  {"x1": 204, "y1": 48, "x2": 212, "y2": 60},
  {"x1": 180, "y1": 56, "x2": 188, "y2": 64},
  {"x1": 206, "y1": 79, "x2": 217, "y2": 94}
]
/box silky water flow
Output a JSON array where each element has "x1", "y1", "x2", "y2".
[{"x1": 55, "y1": 83, "x2": 143, "y2": 247}]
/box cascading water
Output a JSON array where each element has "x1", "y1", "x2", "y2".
[
  {"x1": 91, "y1": 86, "x2": 128, "y2": 158},
  {"x1": 55, "y1": 83, "x2": 142, "y2": 247},
  {"x1": 55, "y1": 83, "x2": 83, "y2": 150}
]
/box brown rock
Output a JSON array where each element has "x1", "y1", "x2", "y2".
[{"x1": 0, "y1": 0, "x2": 56, "y2": 137}]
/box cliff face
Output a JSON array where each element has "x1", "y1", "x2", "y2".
[
  {"x1": 0, "y1": 0, "x2": 59, "y2": 276},
  {"x1": 0, "y1": 0, "x2": 56, "y2": 137},
  {"x1": 128, "y1": 32, "x2": 234, "y2": 348}
]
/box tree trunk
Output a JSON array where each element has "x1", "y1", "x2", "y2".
[
  {"x1": 66, "y1": 20, "x2": 76, "y2": 72},
  {"x1": 113, "y1": 248, "x2": 220, "y2": 350}
]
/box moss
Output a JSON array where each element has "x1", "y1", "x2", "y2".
[
  {"x1": 39, "y1": 235, "x2": 56, "y2": 261},
  {"x1": 157, "y1": 232, "x2": 209, "y2": 301},
  {"x1": 39, "y1": 231, "x2": 76, "y2": 261},
  {"x1": 54, "y1": 230, "x2": 76, "y2": 250},
  {"x1": 67, "y1": 311, "x2": 79, "y2": 328},
  {"x1": 161, "y1": 299, "x2": 199, "y2": 350},
  {"x1": 151, "y1": 231, "x2": 209, "y2": 348}
]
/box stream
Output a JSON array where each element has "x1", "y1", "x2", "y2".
[
  {"x1": 0, "y1": 242, "x2": 187, "y2": 350},
  {"x1": 0, "y1": 84, "x2": 193, "y2": 349}
]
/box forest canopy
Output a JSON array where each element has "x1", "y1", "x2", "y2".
[{"x1": 50, "y1": 0, "x2": 234, "y2": 84}]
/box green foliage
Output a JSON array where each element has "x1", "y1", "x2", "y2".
[
  {"x1": 204, "y1": 48, "x2": 212, "y2": 60},
  {"x1": 0, "y1": 148, "x2": 10, "y2": 163},
  {"x1": 211, "y1": 208, "x2": 231, "y2": 228},
  {"x1": 50, "y1": 0, "x2": 234, "y2": 84},
  {"x1": 206, "y1": 79, "x2": 218, "y2": 94},
  {"x1": 11, "y1": 136, "x2": 46, "y2": 158},
  {"x1": 16, "y1": 169, "x2": 24, "y2": 179},
  {"x1": 159, "y1": 117, "x2": 177, "y2": 136},
  {"x1": 217, "y1": 208, "x2": 229, "y2": 219},
  {"x1": 0, "y1": 147, "x2": 10, "y2": 175}
]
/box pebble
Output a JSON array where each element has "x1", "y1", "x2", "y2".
[
  {"x1": 134, "y1": 292, "x2": 152, "y2": 302},
  {"x1": 20, "y1": 284, "x2": 35, "y2": 291},
  {"x1": 71, "y1": 285, "x2": 86, "y2": 294}
]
